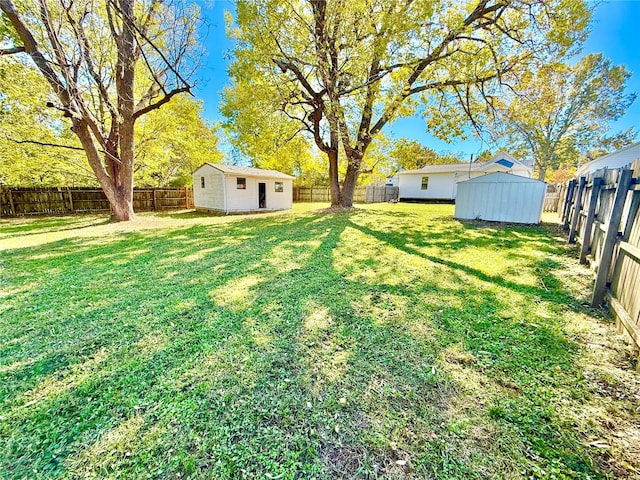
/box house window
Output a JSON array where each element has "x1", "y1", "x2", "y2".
[
  {"x1": 237, "y1": 177, "x2": 246, "y2": 189},
  {"x1": 200, "y1": 176, "x2": 205, "y2": 188},
  {"x1": 421, "y1": 176, "x2": 429, "y2": 190},
  {"x1": 275, "y1": 181, "x2": 284, "y2": 192}
]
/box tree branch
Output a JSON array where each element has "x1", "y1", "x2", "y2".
[
  {"x1": 7, "y1": 137, "x2": 85, "y2": 151},
  {"x1": 132, "y1": 86, "x2": 190, "y2": 120},
  {"x1": 7, "y1": 136, "x2": 122, "y2": 164},
  {"x1": 0, "y1": 46, "x2": 25, "y2": 55}
]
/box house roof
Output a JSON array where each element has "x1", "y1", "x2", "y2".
[
  {"x1": 194, "y1": 163, "x2": 295, "y2": 179},
  {"x1": 398, "y1": 151, "x2": 532, "y2": 176},
  {"x1": 575, "y1": 142, "x2": 640, "y2": 177}
]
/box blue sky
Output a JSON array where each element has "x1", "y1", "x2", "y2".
[{"x1": 194, "y1": 0, "x2": 640, "y2": 159}]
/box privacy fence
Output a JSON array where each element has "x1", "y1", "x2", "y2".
[
  {"x1": 561, "y1": 159, "x2": 640, "y2": 368},
  {"x1": 0, "y1": 187, "x2": 194, "y2": 217},
  {"x1": 543, "y1": 183, "x2": 567, "y2": 213},
  {"x1": 293, "y1": 185, "x2": 399, "y2": 203}
]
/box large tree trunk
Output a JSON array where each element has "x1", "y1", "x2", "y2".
[
  {"x1": 327, "y1": 149, "x2": 341, "y2": 206},
  {"x1": 339, "y1": 160, "x2": 360, "y2": 208},
  {"x1": 110, "y1": 188, "x2": 135, "y2": 221}
]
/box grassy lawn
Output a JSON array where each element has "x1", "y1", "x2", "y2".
[{"x1": 1, "y1": 203, "x2": 639, "y2": 479}]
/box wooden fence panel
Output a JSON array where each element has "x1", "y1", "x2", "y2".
[
  {"x1": 562, "y1": 159, "x2": 640, "y2": 368},
  {"x1": 293, "y1": 185, "x2": 398, "y2": 204},
  {"x1": 543, "y1": 183, "x2": 564, "y2": 212},
  {"x1": 0, "y1": 187, "x2": 193, "y2": 217}
]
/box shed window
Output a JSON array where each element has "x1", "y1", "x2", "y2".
[
  {"x1": 421, "y1": 176, "x2": 429, "y2": 190},
  {"x1": 200, "y1": 176, "x2": 205, "y2": 188},
  {"x1": 275, "y1": 181, "x2": 284, "y2": 192},
  {"x1": 237, "y1": 177, "x2": 246, "y2": 189}
]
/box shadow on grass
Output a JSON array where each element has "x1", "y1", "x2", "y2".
[
  {"x1": 0, "y1": 206, "x2": 610, "y2": 479},
  {"x1": 0, "y1": 215, "x2": 110, "y2": 238}
]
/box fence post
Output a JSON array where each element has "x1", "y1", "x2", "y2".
[
  {"x1": 7, "y1": 188, "x2": 15, "y2": 215},
  {"x1": 67, "y1": 188, "x2": 74, "y2": 213},
  {"x1": 579, "y1": 176, "x2": 602, "y2": 263},
  {"x1": 562, "y1": 179, "x2": 576, "y2": 229},
  {"x1": 591, "y1": 169, "x2": 634, "y2": 307},
  {"x1": 568, "y1": 176, "x2": 586, "y2": 243},
  {"x1": 152, "y1": 189, "x2": 157, "y2": 210}
]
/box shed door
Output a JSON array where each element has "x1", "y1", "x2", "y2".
[{"x1": 258, "y1": 182, "x2": 266, "y2": 209}]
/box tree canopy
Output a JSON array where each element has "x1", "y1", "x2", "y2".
[
  {"x1": 489, "y1": 53, "x2": 637, "y2": 180},
  {"x1": 225, "y1": 0, "x2": 590, "y2": 206},
  {"x1": 390, "y1": 138, "x2": 465, "y2": 171},
  {"x1": 0, "y1": 56, "x2": 90, "y2": 186}
]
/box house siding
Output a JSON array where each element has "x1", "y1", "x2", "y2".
[
  {"x1": 224, "y1": 176, "x2": 293, "y2": 212},
  {"x1": 399, "y1": 171, "x2": 487, "y2": 200}
]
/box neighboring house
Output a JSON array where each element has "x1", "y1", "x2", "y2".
[
  {"x1": 398, "y1": 151, "x2": 532, "y2": 201},
  {"x1": 575, "y1": 142, "x2": 640, "y2": 177},
  {"x1": 455, "y1": 172, "x2": 546, "y2": 224},
  {"x1": 192, "y1": 163, "x2": 294, "y2": 214}
]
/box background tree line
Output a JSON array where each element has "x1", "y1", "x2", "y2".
[{"x1": 1, "y1": 0, "x2": 637, "y2": 219}]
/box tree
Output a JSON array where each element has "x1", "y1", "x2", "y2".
[
  {"x1": 0, "y1": 58, "x2": 219, "y2": 187},
  {"x1": 490, "y1": 54, "x2": 637, "y2": 180},
  {"x1": 0, "y1": 0, "x2": 201, "y2": 220},
  {"x1": 226, "y1": 0, "x2": 589, "y2": 207}
]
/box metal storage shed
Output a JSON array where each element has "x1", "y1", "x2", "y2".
[{"x1": 454, "y1": 172, "x2": 546, "y2": 224}]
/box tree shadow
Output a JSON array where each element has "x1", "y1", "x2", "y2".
[{"x1": 0, "y1": 215, "x2": 110, "y2": 238}]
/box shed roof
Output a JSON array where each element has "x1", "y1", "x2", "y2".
[
  {"x1": 193, "y1": 163, "x2": 295, "y2": 179},
  {"x1": 457, "y1": 172, "x2": 545, "y2": 184}
]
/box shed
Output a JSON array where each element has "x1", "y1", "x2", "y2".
[
  {"x1": 192, "y1": 163, "x2": 294, "y2": 214},
  {"x1": 454, "y1": 172, "x2": 546, "y2": 224}
]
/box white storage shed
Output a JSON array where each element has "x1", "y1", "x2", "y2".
[
  {"x1": 454, "y1": 172, "x2": 546, "y2": 224},
  {"x1": 192, "y1": 163, "x2": 294, "y2": 214}
]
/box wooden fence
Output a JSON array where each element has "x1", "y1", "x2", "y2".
[
  {"x1": 542, "y1": 183, "x2": 566, "y2": 213},
  {"x1": 561, "y1": 159, "x2": 640, "y2": 368},
  {"x1": 293, "y1": 185, "x2": 399, "y2": 203},
  {"x1": 0, "y1": 186, "x2": 194, "y2": 217}
]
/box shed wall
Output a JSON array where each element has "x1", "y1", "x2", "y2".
[
  {"x1": 193, "y1": 166, "x2": 225, "y2": 211},
  {"x1": 225, "y1": 176, "x2": 292, "y2": 212},
  {"x1": 455, "y1": 180, "x2": 546, "y2": 224}
]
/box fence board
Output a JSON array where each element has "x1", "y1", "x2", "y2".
[{"x1": 0, "y1": 187, "x2": 193, "y2": 217}]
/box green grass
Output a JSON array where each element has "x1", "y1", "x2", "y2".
[{"x1": 1, "y1": 203, "x2": 639, "y2": 479}]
